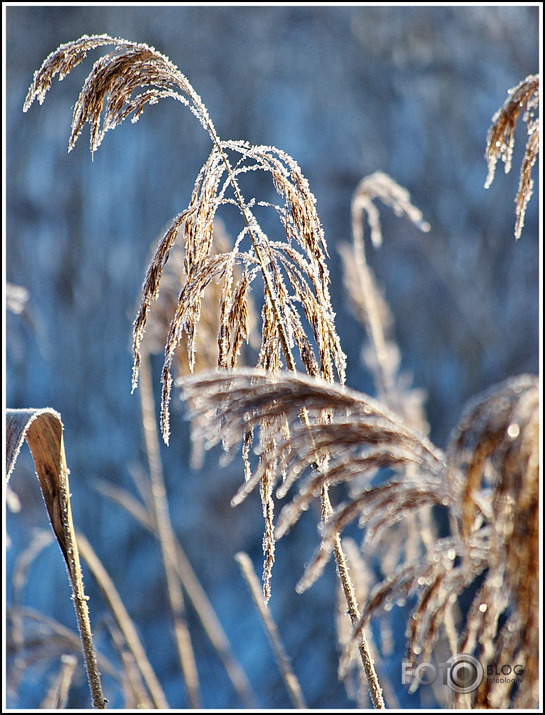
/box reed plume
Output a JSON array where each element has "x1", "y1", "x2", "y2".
[
  {"x1": 23, "y1": 34, "x2": 346, "y2": 437},
  {"x1": 24, "y1": 34, "x2": 348, "y2": 608},
  {"x1": 485, "y1": 74, "x2": 539, "y2": 239},
  {"x1": 184, "y1": 370, "x2": 539, "y2": 707},
  {"x1": 181, "y1": 369, "x2": 446, "y2": 576},
  {"x1": 182, "y1": 369, "x2": 538, "y2": 708},
  {"x1": 355, "y1": 373, "x2": 538, "y2": 709}
]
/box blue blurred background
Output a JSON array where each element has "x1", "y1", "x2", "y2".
[{"x1": 5, "y1": 5, "x2": 539, "y2": 709}]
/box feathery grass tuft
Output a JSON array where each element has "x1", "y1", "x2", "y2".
[
  {"x1": 24, "y1": 34, "x2": 348, "y2": 607},
  {"x1": 180, "y1": 369, "x2": 445, "y2": 571},
  {"x1": 484, "y1": 74, "x2": 539, "y2": 239},
  {"x1": 23, "y1": 33, "x2": 346, "y2": 445},
  {"x1": 182, "y1": 368, "x2": 538, "y2": 708}
]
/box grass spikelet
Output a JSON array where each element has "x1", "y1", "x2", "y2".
[
  {"x1": 24, "y1": 34, "x2": 214, "y2": 153},
  {"x1": 142, "y1": 218, "x2": 255, "y2": 378},
  {"x1": 341, "y1": 529, "x2": 490, "y2": 677},
  {"x1": 351, "y1": 171, "x2": 431, "y2": 250},
  {"x1": 484, "y1": 74, "x2": 539, "y2": 239},
  {"x1": 303, "y1": 479, "x2": 446, "y2": 591}
]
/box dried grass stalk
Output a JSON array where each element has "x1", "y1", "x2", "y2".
[
  {"x1": 146, "y1": 140, "x2": 346, "y2": 442},
  {"x1": 40, "y1": 654, "x2": 77, "y2": 710},
  {"x1": 105, "y1": 618, "x2": 154, "y2": 709},
  {"x1": 338, "y1": 173, "x2": 436, "y2": 669},
  {"x1": 182, "y1": 368, "x2": 393, "y2": 705},
  {"x1": 138, "y1": 349, "x2": 201, "y2": 708},
  {"x1": 96, "y1": 476, "x2": 257, "y2": 708},
  {"x1": 76, "y1": 533, "x2": 169, "y2": 709},
  {"x1": 484, "y1": 74, "x2": 539, "y2": 239},
  {"x1": 7, "y1": 605, "x2": 120, "y2": 702},
  {"x1": 336, "y1": 538, "x2": 400, "y2": 709},
  {"x1": 235, "y1": 552, "x2": 307, "y2": 709}
]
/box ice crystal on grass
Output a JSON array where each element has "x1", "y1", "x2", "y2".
[{"x1": 485, "y1": 74, "x2": 539, "y2": 239}]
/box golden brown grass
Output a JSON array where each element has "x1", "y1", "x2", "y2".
[
  {"x1": 14, "y1": 33, "x2": 539, "y2": 709},
  {"x1": 485, "y1": 74, "x2": 539, "y2": 239}
]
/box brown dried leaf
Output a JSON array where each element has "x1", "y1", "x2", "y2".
[
  {"x1": 6, "y1": 408, "x2": 71, "y2": 565},
  {"x1": 6, "y1": 408, "x2": 106, "y2": 707}
]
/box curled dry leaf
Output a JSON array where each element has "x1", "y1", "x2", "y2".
[
  {"x1": 7, "y1": 408, "x2": 71, "y2": 564},
  {"x1": 5, "y1": 408, "x2": 106, "y2": 708}
]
